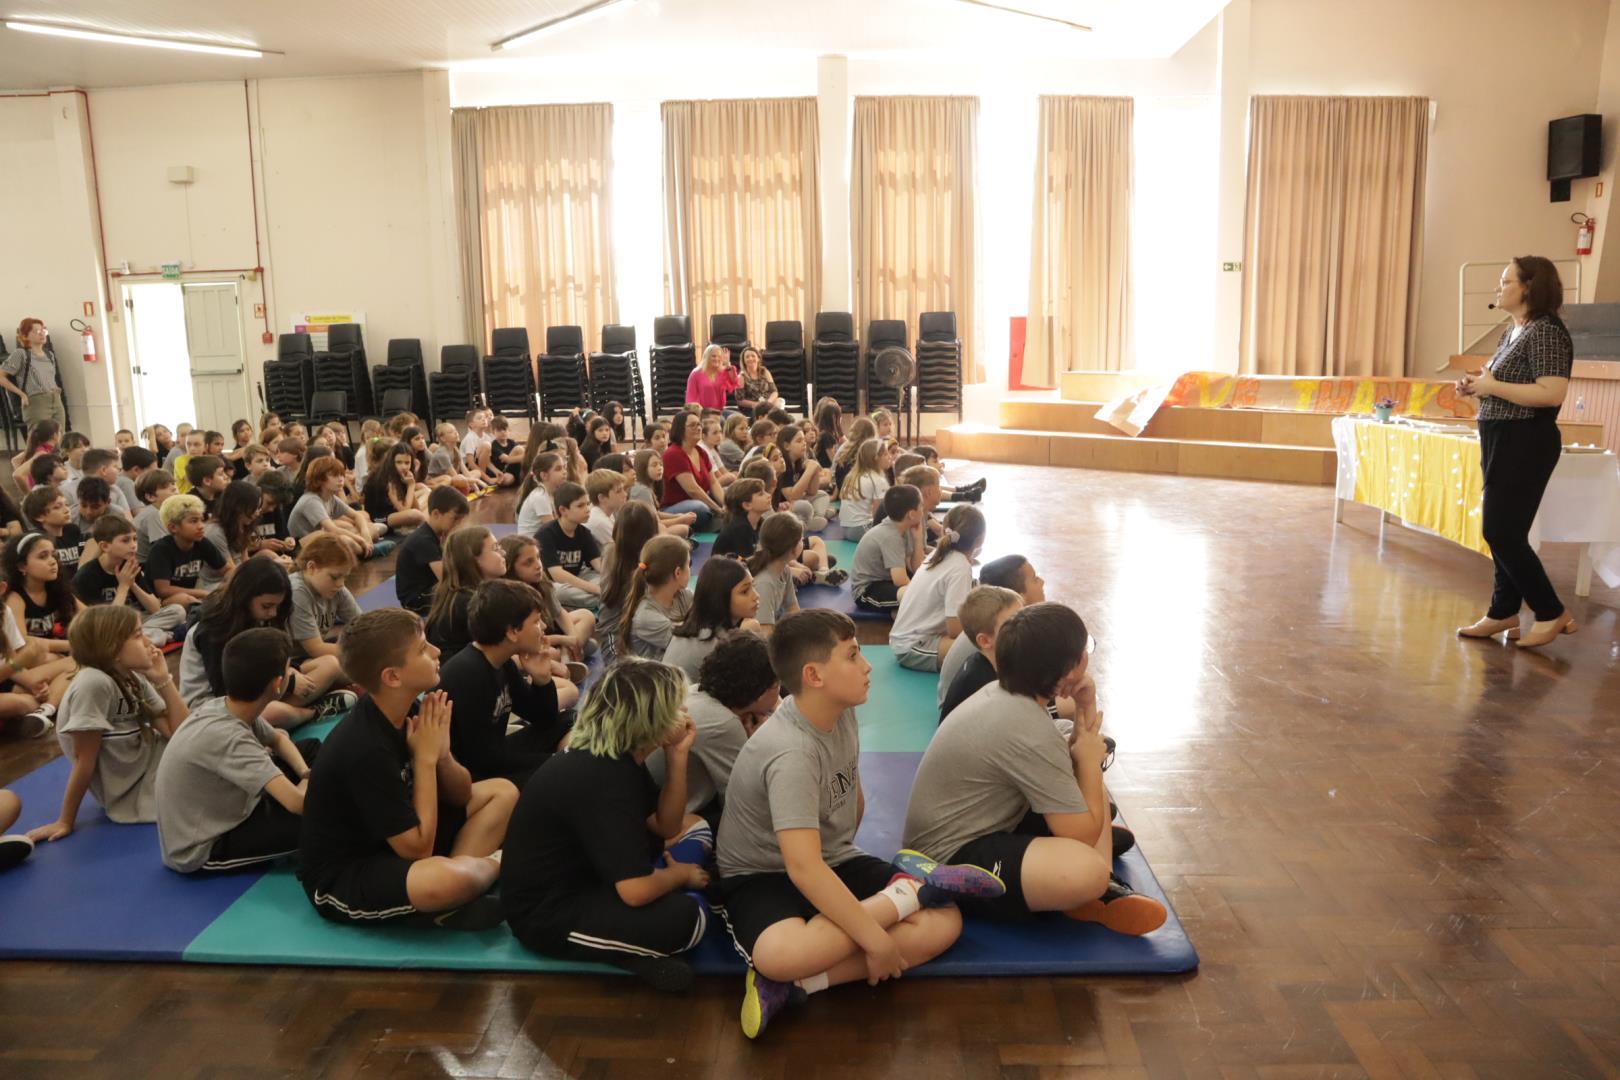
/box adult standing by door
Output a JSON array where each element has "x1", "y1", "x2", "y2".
[{"x1": 1, "y1": 319, "x2": 68, "y2": 432}]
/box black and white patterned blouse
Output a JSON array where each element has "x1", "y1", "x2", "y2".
[{"x1": 1479, "y1": 315, "x2": 1573, "y2": 421}]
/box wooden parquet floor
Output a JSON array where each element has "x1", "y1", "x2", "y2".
[{"x1": 2, "y1": 463, "x2": 1618, "y2": 1079}]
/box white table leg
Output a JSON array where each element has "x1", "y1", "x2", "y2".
[
  {"x1": 1379, "y1": 509, "x2": 1388, "y2": 542},
  {"x1": 1578, "y1": 544, "x2": 1594, "y2": 598},
  {"x1": 1334, "y1": 497, "x2": 1345, "y2": 524}
]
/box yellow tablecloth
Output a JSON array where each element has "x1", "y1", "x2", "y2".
[{"x1": 1345, "y1": 421, "x2": 1486, "y2": 554}]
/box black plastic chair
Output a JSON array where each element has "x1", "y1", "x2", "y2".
[
  {"x1": 650, "y1": 315, "x2": 695, "y2": 418},
  {"x1": 430, "y1": 344, "x2": 481, "y2": 421},
  {"x1": 762, "y1": 320, "x2": 808, "y2": 413},
  {"x1": 811, "y1": 312, "x2": 860, "y2": 414},
  {"x1": 538, "y1": 326, "x2": 588, "y2": 418},
  {"x1": 915, "y1": 311, "x2": 963, "y2": 422},
  {"x1": 589, "y1": 323, "x2": 646, "y2": 440}
]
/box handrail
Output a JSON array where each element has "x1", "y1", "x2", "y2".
[{"x1": 1457, "y1": 258, "x2": 1582, "y2": 353}]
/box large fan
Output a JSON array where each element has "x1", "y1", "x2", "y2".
[{"x1": 871, "y1": 345, "x2": 916, "y2": 388}]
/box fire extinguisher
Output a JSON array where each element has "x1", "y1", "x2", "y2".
[
  {"x1": 70, "y1": 317, "x2": 96, "y2": 362},
  {"x1": 1574, "y1": 212, "x2": 1596, "y2": 256}
]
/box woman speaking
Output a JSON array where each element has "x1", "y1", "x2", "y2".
[{"x1": 1455, "y1": 256, "x2": 1575, "y2": 648}]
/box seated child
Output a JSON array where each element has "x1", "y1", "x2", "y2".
[
  {"x1": 296, "y1": 608, "x2": 517, "y2": 930},
  {"x1": 500, "y1": 657, "x2": 712, "y2": 991},
  {"x1": 887, "y1": 504, "x2": 984, "y2": 672},
  {"x1": 836, "y1": 438, "x2": 892, "y2": 540},
  {"x1": 629, "y1": 449, "x2": 697, "y2": 537},
  {"x1": 171, "y1": 429, "x2": 206, "y2": 492},
  {"x1": 538, "y1": 482, "x2": 605, "y2": 611},
  {"x1": 0, "y1": 576, "x2": 71, "y2": 736},
  {"x1": 500, "y1": 532, "x2": 597, "y2": 687},
  {"x1": 74, "y1": 515, "x2": 188, "y2": 645},
  {"x1": 938, "y1": 585, "x2": 1022, "y2": 720},
  {"x1": 155, "y1": 628, "x2": 320, "y2": 872},
  {"x1": 940, "y1": 553, "x2": 1045, "y2": 705},
  {"x1": 438, "y1": 580, "x2": 570, "y2": 787},
  {"x1": 118, "y1": 446, "x2": 155, "y2": 510},
  {"x1": 715, "y1": 610, "x2": 1005, "y2": 1038},
  {"x1": 584, "y1": 467, "x2": 626, "y2": 549},
  {"x1": 718, "y1": 413, "x2": 749, "y2": 472},
  {"x1": 251, "y1": 470, "x2": 298, "y2": 554},
  {"x1": 289, "y1": 535, "x2": 362, "y2": 669},
  {"x1": 851, "y1": 485, "x2": 926, "y2": 612},
  {"x1": 595, "y1": 502, "x2": 662, "y2": 664},
  {"x1": 516, "y1": 451, "x2": 565, "y2": 535},
  {"x1": 488, "y1": 414, "x2": 525, "y2": 486},
  {"x1": 148, "y1": 493, "x2": 231, "y2": 607},
  {"x1": 27, "y1": 605, "x2": 188, "y2": 840},
  {"x1": 289, "y1": 457, "x2": 387, "y2": 558},
  {"x1": 5, "y1": 530, "x2": 80, "y2": 653},
  {"x1": 747, "y1": 514, "x2": 804, "y2": 633},
  {"x1": 361, "y1": 439, "x2": 428, "y2": 532},
  {"x1": 78, "y1": 448, "x2": 133, "y2": 516},
  {"x1": 647, "y1": 630, "x2": 780, "y2": 821},
  {"x1": 185, "y1": 454, "x2": 231, "y2": 519},
  {"x1": 662, "y1": 557, "x2": 763, "y2": 678},
  {"x1": 618, "y1": 535, "x2": 693, "y2": 659},
  {"x1": 395, "y1": 485, "x2": 470, "y2": 615},
  {"x1": 425, "y1": 527, "x2": 507, "y2": 663},
  {"x1": 902, "y1": 603, "x2": 1164, "y2": 936},
  {"x1": 24, "y1": 484, "x2": 86, "y2": 579},
  {"x1": 133, "y1": 469, "x2": 177, "y2": 562},
  {"x1": 459, "y1": 408, "x2": 512, "y2": 488}
]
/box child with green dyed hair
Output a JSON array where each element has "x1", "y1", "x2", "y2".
[{"x1": 500, "y1": 657, "x2": 716, "y2": 992}]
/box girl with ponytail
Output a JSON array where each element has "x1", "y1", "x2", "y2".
[
  {"x1": 617, "y1": 534, "x2": 692, "y2": 660},
  {"x1": 746, "y1": 513, "x2": 804, "y2": 632},
  {"x1": 596, "y1": 501, "x2": 661, "y2": 663},
  {"x1": 888, "y1": 504, "x2": 986, "y2": 672}
]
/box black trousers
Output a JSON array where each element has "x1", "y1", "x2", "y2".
[
  {"x1": 201, "y1": 738, "x2": 322, "y2": 872},
  {"x1": 1479, "y1": 416, "x2": 1564, "y2": 621}
]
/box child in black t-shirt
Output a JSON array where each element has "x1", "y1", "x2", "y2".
[
  {"x1": 22, "y1": 485, "x2": 86, "y2": 581},
  {"x1": 537, "y1": 483, "x2": 603, "y2": 611},
  {"x1": 488, "y1": 414, "x2": 525, "y2": 487},
  {"x1": 395, "y1": 486, "x2": 468, "y2": 615},
  {"x1": 147, "y1": 494, "x2": 230, "y2": 608},
  {"x1": 501, "y1": 657, "x2": 711, "y2": 991},
  {"x1": 297, "y1": 607, "x2": 517, "y2": 930},
  {"x1": 711, "y1": 477, "x2": 769, "y2": 560},
  {"x1": 73, "y1": 515, "x2": 188, "y2": 645}
]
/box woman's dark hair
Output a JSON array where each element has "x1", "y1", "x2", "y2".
[
  {"x1": 672, "y1": 411, "x2": 702, "y2": 447},
  {"x1": 4, "y1": 532, "x2": 76, "y2": 630},
  {"x1": 674, "y1": 556, "x2": 752, "y2": 639},
  {"x1": 1513, "y1": 256, "x2": 1566, "y2": 320},
  {"x1": 362, "y1": 439, "x2": 413, "y2": 509},
  {"x1": 996, "y1": 602, "x2": 1088, "y2": 701},
  {"x1": 215, "y1": 480, "x2": 263, "y2": 555},
  {"x1": 697, "y1": 630, "x2": 779, "y2": 709}
]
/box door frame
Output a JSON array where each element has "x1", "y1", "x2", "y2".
[
  {"x1": 120, "y1": 277, "x2": 251, "y2": 436},
  {"x1": 180, "y1": 280, "x2": 253, "y2": 432}
]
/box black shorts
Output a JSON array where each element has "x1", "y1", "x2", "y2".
[
  {"x1": 853, "y1": 579, "x2": 901, "y2": 610},
  {"x1": 199, "y1": 741, "x2": 320, "y2": 873},
  {"x1": 304, "y1": 802, "x2": 466, "y2": 926},
  {"x1": 716, "y1": 853, "x2": 895, "y2": 961},
  {"x1": 508, "y1": 886, "x2": 707, "y2": 962},
  {"x1": 948, "y1": 810, "x2": 1052, "y2": 921}
]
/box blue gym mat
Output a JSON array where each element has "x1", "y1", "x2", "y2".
[{"x1": 0, "y1": 642, "x2": 1196, "y2": 977}]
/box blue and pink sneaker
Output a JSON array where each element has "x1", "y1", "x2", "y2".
[{"x1": 891, "y1": 849, "x2": 1007, "y2": 905}]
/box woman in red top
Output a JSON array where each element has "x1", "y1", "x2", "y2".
[
  {"x1": 684, "y1": 344, "x2": 740, "y2": 410},
  {"x1": 661, "y1": 412, "x2": 724, "y2": 531}
]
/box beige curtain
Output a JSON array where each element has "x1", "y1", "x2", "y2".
[
  {"x1": 450, "y1": 110, "x2": 486, "y2": 349},
  {"x1": 1025, "y1": 96, "x2": 1133, "y2": 382},
  {"x1": 1240, "y1": 96, "x2": 1429, "y2": 377},
  {"x1": 662, "y1": 98, "x2": 821, "y2": 349},
  {"x1": 455, "y1": 104, "x2": 617, "y2": 355},
  {"x1": 852, "y1": 96, "x2": 980, "y2": 381}
]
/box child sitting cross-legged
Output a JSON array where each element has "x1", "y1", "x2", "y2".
[
  {"x1": 538, "y1": 482, "x2": 605, "y2": 612},
  {"x1": 0, "y1": 572, "x2": 73, "y2": 737},
  {"x1": 746, "y1": 514, "x2": 805, "y2": 634},
  {"x1": 155, "y1": 628, "x2": 321, "y2": 873},
  {"x1": 394, "y1": 485, "x2": 470, "y2": 616},
  {"x1": 850, "y1": 485, "x2": 927, "y2": 614},
  {"x1": 901, "y1": 603, "x2": 1166, "y2": 937},
  {"x1": 735, "y1": 461, "x2": 842, "y2": 584},
  {"x1": 73, "y1": 514, "x2": 188, "y2": 646},
  {"x1": 937, "y1": 585, "x2": 1023, "y2": 721},
  {"x1": 886, "y1": 503, "x2": 985, "y2": 672},
  {"x1": 617, "y1": 535, "x2": 693, "y2": 660},
  {"x1": 500, "y1": 656, "x2": 714, "y2": 992},
  {"x1": 133, "y1": 469, "x2": 177, "y2": 561},
  {"x1": 438, "y1": 579, "x2": 572, "y2": 788},
  {"x1": 662, "y1": 556, "x2": 762, "y2": 679},
  {"x1": 595, "y1": 502, "x2": 662, "y2": 665},
  {"x1": 424, "y1": 526, "x2": 507, "y2": 664},
  {"x1": 289, "y1": 457, "x2": 388, "y2": 560},
  {"x1": 715, "y1": 610, "x2": 1006, "y2": 1039},
  {"x1": 27, "y1": 605, "x2": 190, "y2": 841},
  {"x1": 5, "y1": 530, "x2": 80, "y2": 654},
  {"x1": 297, "y1": 607, "x2": 517, "y2": 931},
  {"x1": 288, "y1": 535, "x2": 362, "y2": 675},
  {"x1": 148, "y1": 493, "x2": 232, "y2": 608},
  {"x1": 938, "y1": 554, "x2": 1045, "y2": 709}
]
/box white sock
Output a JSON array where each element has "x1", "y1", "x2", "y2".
[
  {"x1": 880, "y1": 877, "x2": 921, "y2": 920},
  {"x1": 795, "y1": 971, "x2": 829, "y2": 995}
]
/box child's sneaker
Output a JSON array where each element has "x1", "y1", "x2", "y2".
[
  {"x1": 1065, "y1": 874, "x2": 1167, "y2": 936},
  {"x1": 891, "y1": 849, "x2": 1006, "y2": 904},
  {"x1": 813, "y1": 568, "x2": 848, "y2": 587},
  {"x1": 740, "y1": 967, "x2": 805, "y2": 1039},
  {"x1": 368, "y1": 539, "x2": 398, "y2": 560},
  {"x1": 311, "y1": 690, "x2": 359, "y2": 720},
  {"x1": 616, "y1": 954, "x2": 695, "y2": 992},
  {"x1": 10, "y1": 703, "x2": 55, "y2": 740},
  {"x1": 427, "y1": 894, "x2": 505, "y2": 931},
  {"x1": 0, "y1": 834, "x2": 34, "y2": 872}
]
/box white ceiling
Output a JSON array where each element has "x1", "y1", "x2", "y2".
[{"x1": 0, "y1": 0, "x2": 1231, "y2": 90}]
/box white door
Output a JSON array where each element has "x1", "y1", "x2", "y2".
[
  {"x1": 125, "y1": 282, "x2": 194, "y2": 434},
  {"x1": 182, "y1": 283, "x2": 249, "y2": 432}
]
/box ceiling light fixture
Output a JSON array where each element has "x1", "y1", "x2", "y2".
[
  {"x1": 3, "y1": 19, "x2": 270, "y2": 57},
  {"x1": 492, "y1": 0, "x2": 641, "y2": 51},
  {"x1": 946, "y1": 0, "x2": 1091, "y2": 32}
]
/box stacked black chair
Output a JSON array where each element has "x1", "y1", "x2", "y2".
[
  {"x1": 314, "y1": 323, "x2": 374, "y2": 419},
  {"x1": 649, "y1": 315, "x2": 695, "y2": 418},
  {"x1": 761, "y1": 320, "x2": 808, "y2": 413},
  {"x1": 864, "y1": 320, "x2": 910, "y2": 415},
  {"x1": 915, "y1": 311, "x2": 964, "y2": 422},
  {"x1": 263, "y1": 333, "x2": 315, "y2": 421},
  {"x1": 430, "y1": 344, "x2": 481, "y2": 421},
  {"x1": 589, "y1": 323, "x2": 647, "y2": 440},
  {"x1": 371, "y1": 338, "x2": 430, "y2": 423},
  {"x1": 709, "y1": 313, "x2": 750, "y2": 358},
  {"x1": 538, "y1": 325, "x2": 589, "y2": 419},
  {"x1": 484, "y1": 327, "x2": 539, "y2": 422},
  {"x1": 810, "y1": 312, "x2": 860, "y2": 414}
]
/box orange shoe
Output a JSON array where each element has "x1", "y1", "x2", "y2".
[{"x1": 1066, "y1": 875, "x2": 1168, "y2": 937}]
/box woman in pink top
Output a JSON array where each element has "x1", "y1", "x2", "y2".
[
  {"x1": 661, "y1": 412, "x2": 723, "y2": 530},
  {"x1": 684, "y1": 344, "x2": 740, "y2": 410}
]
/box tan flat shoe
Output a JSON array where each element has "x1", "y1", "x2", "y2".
[
  {"x1": 1457, "y1": 615, "x2": 1520, "y2": 639},
  {"x1": 1515, "y1": 612, "x2": 1578, "y2": 649}
]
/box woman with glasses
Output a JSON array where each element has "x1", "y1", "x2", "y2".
[{"x1": 1, "y1": 319, "x2": 67, "y2": 431}]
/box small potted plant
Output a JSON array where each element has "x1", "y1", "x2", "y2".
[{"x1": 1373, "y1": 396, "x2": 1397, "y2": 423}]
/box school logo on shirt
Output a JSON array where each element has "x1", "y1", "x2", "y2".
[{"x1": 828, "y1": 760, "x2": 858, "y2": 813}]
